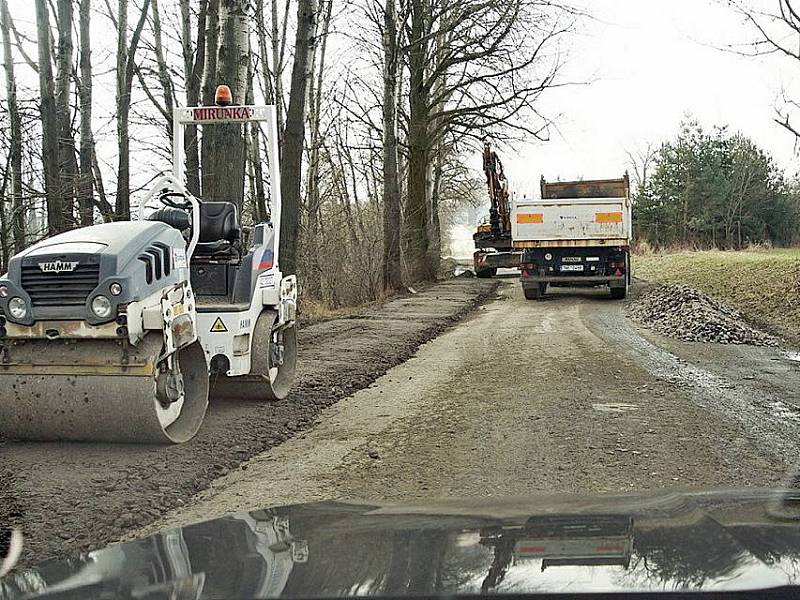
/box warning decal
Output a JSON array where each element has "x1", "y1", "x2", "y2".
[{"x1": 210, "y1": 317, "x2": 228, "y2": 333}]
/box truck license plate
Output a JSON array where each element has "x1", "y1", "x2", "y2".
[{"x1": 560, "y1": 264, "x2": 584, "y2": 272}]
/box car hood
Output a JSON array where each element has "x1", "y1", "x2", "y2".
[{"x1": 3, "y1": 488, "x2": 800, "y2": 599}]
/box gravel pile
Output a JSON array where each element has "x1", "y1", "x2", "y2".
[{"x1": 628, "y1": 284, "x2": 779, "y2": 346}]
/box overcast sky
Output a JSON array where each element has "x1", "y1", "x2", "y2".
[{"x1": 497, "y1": 0, "x2": 799, "y2": 199}]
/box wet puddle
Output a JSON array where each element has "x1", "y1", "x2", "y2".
[
  {"x1": 769, "y1": 400, "x2": 800, "y2": 423},
  {"x1": 592, "y1": 402, "x2": 638, "y2": 413}
]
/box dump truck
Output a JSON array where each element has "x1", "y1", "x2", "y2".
[
  {"x1": 0, "y1": 86, "x2": 298, "y2": 444},
  {"x1": 513, "y1": 175, "x2": 631, "y2": 300},
  {"x1": 472, "y1": 141, "x2": 522, "y2": 277}
]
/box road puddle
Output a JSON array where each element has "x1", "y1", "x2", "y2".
[
  {"x1": 592, "y1": 402, "x2": 638, "y2": 413},
  {"x1": 769, "y1": 400, "x2": 800, "y2": 423}
]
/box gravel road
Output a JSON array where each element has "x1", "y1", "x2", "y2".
[
  {"x1": 138, "y1": 280, "x2": 798, "y2": 536},
  {"x1": 0, "y1": 279, "x2": 497, "y2": 565},
  {"x1": 5, "y1": 277, "x2": 800, "y2": 567}
]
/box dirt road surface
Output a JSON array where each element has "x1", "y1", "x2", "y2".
[
  {"x1": 5, "y1": 277, "x2": 800, "y2": 566},
  {"x1": 139, "y1": 279, "x2": 798, "y2": 536},
  {"x1": 0, "y1": 279, "x2": 496, "y2": 565}
]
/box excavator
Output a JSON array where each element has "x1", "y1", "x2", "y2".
[
  {"x1": 472, "y1": 140, "x2": 521, "y2": 277},
  {"x1": 0, "y1": 85, "x2": 298, "y2": 444}
]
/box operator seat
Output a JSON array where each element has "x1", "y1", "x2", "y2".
[{"x1": 195, "y1": 201, "x2": 241, "y2": 257}]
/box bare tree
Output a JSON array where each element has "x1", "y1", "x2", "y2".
[
  {"x1": 34, "y1": 0, "x2": 63, "y2": 234},
  {"x1": 280, "y1": 0, "x2": 317, "y2": 274},
  {"x1": 199, "y1": 0, "x2": 219, "y2": 197},
  {"x1": 380, "y1": 0, "x2": 403, "y2": 290},
  {"x1": 113, "y1": 0, "x2": 152, "y2": 220},
  {"x1": 78, "y1": 0, "x2": 94, "y2": 226},
  {"x1": 272, "y1": 0, "x2": 292, "y2": 141},
  {"x1": 727, "y1": 1, "x2": 800, "y2": 144},
  {"x1": 180, "y1": 0, "x2": 207, "y2": 195},
  {"x1": 625, "y1": 142, "x2": 657, "y2": 193},
  {"x1": 304, "y1": 0, "x2": 333, "y2": 296},
  {"x1": 400, "y1": 0, "x2": 571, "y2": 281},
  {"x1": 0, "y1": 0, "x2": 24, "y2": 249},
  {"x1": 245, "y1": 71, "x2": 268, "y2": 222},
  {"x1": 55, "y1": 0, "x2": 78, "y2": 226},
  {"x1": 201, "y1": 0, "x2": 250, "y2": 206},
  {"x1": 149, "y1": 0, "x2": 176, "y2": 137}
]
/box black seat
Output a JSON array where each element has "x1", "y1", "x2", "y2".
[
  {"x1": 199, "y1": 202, "x2": 240, "y2": 243},
  {"x1": 195, "y1": 202, "x2": 241, "y2": 257}
]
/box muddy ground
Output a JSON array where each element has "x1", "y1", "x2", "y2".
[
  {"x1": 137, "y1": 279, "x2": 800, "y2": 537},
  {"x1": 0, "y1": 279, "x2": 497, "y2": 565}
]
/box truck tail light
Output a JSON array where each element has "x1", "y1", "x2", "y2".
[{"x1": 609, "y1": 259, "x2": 626, "y2": 275}]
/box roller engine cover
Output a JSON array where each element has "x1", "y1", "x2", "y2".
[{"x1": 0, "y1": 221, "x2": 189, "y2": 325}]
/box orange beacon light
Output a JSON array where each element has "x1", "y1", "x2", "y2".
[{"x1": 214, "y1": 84, "x2": 232, "y2": 106}]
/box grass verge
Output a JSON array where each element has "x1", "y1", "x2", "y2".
[{"x1": 633, "y1": 248, "x2": 800, "y2": 340}]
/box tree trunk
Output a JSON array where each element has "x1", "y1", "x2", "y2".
[
  {"x1": 271, "y1": 0, "x2": 287, "y2": 142},
  {"x1": 427, "y1": 152, "x2": 442, "y2": 273},
  {"x1": 92, "y1": 145, "x2": 115, "y2": 221},
  {"x1": 115, "y1": 0, "x2": 129, "y2": 220},
  {"x1": 254, "y1": 0, "x2": 274, "y2": 103},
  {"x1": 199, "y1": 0, "x2": 220, "y2": 196},
  {"x1": 0, "y1": 163, "x2": 9, "y2": 266},
  {"x1": 56, "y1": 0, "x2": 77, "y2": 227},
  {"x1": 279, "y1": 0, "x2": 316, "y2": 275},
  {"x1": 426, "y1": 25, "x2": 447, "y2": 276},
  {"x1": 0, "y1": 0, "x2": 25, "y2": 249},
  {"x1": 304, "y1": 0, "x2": 332, "y2": 297},
  {"x1": 381, "y1": 0, "x2": 402, "y2": 291},
  {"x1": 150, "y1": 0, "x2": 175, "y2": 139},
  {"x1": 34, "y1": 0, "x2": 63, "y2": 235},
  {"x1": 77, "y1": 0, "x2": 93, "y2": 226},
  {"x1": 201, "y1": 0, "x2": 249, "y2": 207},
  {"x1": 403, "y1": 0, "x2": 433, "y2": 282},
  {"x1": 180, "y1": 0, "x2": 207, "y2": 195},
  {"x1": 115, "y1": 0, "x2": 151, "y2": 220},
  {"x1": 245, "y1": 66, "x2": 268, "y2": 222}
]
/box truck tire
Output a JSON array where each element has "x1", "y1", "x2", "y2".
[
  {"x1": 523, "y1": 283, "x2": 546, "y2": 300},
  {"x1": 476, "y1": 267, "x2": 497, "y2": 279},
  {"x1": 610, "y1": 286, "x2": 627, "y2": 300}
]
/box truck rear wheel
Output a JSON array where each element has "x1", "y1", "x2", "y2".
[
  {"x1": 476, "y1": 267, "x2": 497, "y2": 279},
  {"x1": 523, "y1": 283, "x2": 546, "y2": 300},
  {"x1": 610, "y1": 286, "x2": 627, "y2": 300}
]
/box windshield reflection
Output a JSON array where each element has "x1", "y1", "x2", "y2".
[{"x1": 3, "y1": 498, "x2": 800, "y2": 599}]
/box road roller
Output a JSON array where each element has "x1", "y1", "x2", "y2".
[{"x1": 0, "y1": 94, "x2": 298, "y2": 443}]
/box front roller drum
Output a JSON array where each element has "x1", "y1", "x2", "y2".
[
  {"x1": 210, "y1": 310, "x2": 297, "y2": 401},
  {"x1": 0, "y1": 335, "x2": 209, "y2": 444}
]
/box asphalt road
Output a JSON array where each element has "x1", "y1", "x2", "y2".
[{"x1": 139, "y1": 279, "x2": 799, "y2": 535}]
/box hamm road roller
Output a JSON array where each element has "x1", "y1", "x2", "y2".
[{"x1": 0, "y1": 91, "x2": 297, "y2": 443}]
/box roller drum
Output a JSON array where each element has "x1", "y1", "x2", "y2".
[
  {"x1": 0, "y1": 335, "x2": 209, "y2": 444},
  {"x1": 210, "y1": 310, "x2": 297, "y2": 401}
]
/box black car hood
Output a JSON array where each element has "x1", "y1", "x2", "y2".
[{"x1": 3, "y1": 488, "x2": 800, "y2": 599}]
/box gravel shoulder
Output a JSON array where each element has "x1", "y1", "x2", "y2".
[
  {"x1": 139, "y1": 280, "x2": 795, "y2": 538},
  {"x1": 633, "y1": 249, "x2": 800, "y2": 343},
  {"x1": 0, "y1": 279, "x2": 497, "y2": 565}
]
